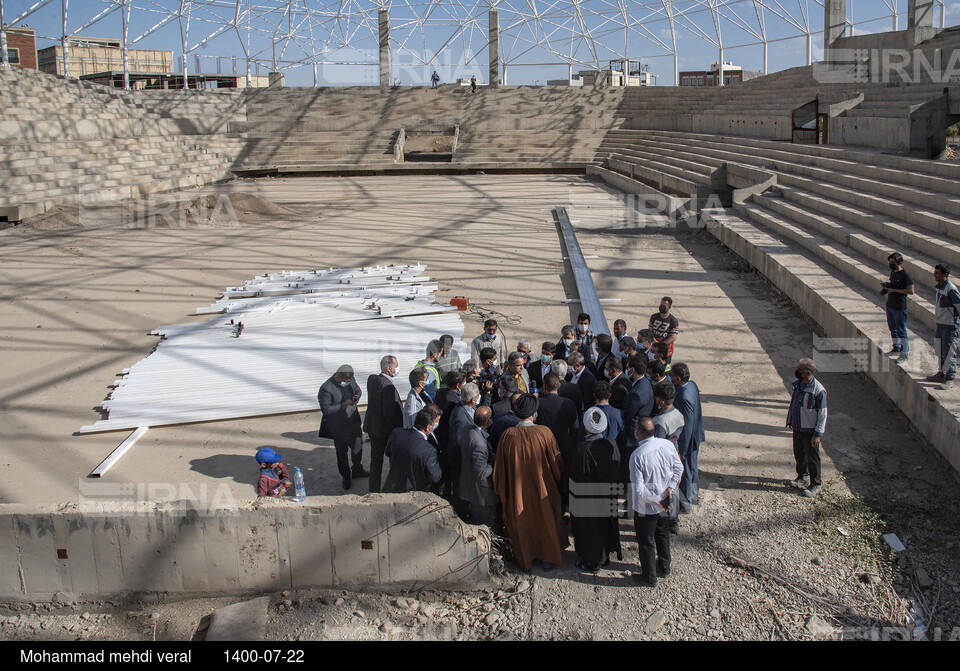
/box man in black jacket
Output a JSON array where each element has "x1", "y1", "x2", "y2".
[
  {"x1": 536, "y1": 372, "x2": 579, "y2": 462},
  {"x1": 362, "y1": 356, "x2": 404, "y2": 493},
  {"x1": 383, "y1": 405, "x2": 444, "y2": 494},
  {"x1": 318, "y1": 364, "x2": 366, "y2": 490}
]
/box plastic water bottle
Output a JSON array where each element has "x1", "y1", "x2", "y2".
[
  {"x1": 908, "y1": 606, "x2": 927, "y2": 639},
  {"x1": 293, "y1": 468, "x2": 306, "y2": 502}
]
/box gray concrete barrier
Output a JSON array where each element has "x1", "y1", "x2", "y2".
[{"x1": 0, "y1": 492, "x2": 492, "y2": 602}]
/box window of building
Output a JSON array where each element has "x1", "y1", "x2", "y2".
[
  {"x1": 698, "y1": 77, "x2": 704, "y2": 86},
  {"x1": 6, "y1": 48, "x2": 19, "y2": 64}
]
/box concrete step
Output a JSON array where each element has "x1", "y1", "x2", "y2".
[
  {"x1": 737, "y1": 197, "x2": 937, "y2": 331},
  {"x1": 703, "y1": 207, "x2": 960, "y2": 474}
]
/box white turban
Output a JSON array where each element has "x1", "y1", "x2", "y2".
[{"x1": 583, "y1": 406, "x2": 608, "y2": 435}]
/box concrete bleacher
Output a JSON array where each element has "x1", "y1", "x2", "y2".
[
  {"x1": 600, "y1": 128, "x2": 960, "y2": 472},
  {"x1": 0, "y1": 66, "x2": 247, "y2": 220}
]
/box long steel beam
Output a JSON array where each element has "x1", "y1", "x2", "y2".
[{"x1": 554, "y1": 205, "x2": 610, "y2": 337}]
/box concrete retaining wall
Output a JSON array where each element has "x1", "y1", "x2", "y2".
[
  {"x1": 0, "y1": 493, "x2": 491, "y2": 602},
  {"x1": 704, "y1": 210, "x2": 960, "y2": 476}
]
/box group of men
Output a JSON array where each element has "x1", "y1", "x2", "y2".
[{"x1": 318, "y1": 303, "x2": 709, "y2": 585}]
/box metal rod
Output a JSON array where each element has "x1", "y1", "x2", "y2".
[{"x1": 89, "y1": 426, "x2": 149, "y2": 476}]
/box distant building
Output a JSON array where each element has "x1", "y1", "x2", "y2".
[
  {"x1": 37, "y1": 37, "x2": 267, "y2": 88},
  {"x1": 38, "y1": 38, "x2": 173, "y2": 78},
  {"x1": 679, "y1": 61, "x2": 762, "y2": 87},
  {"x1": 3, "y1": 27, "x2": 37, "y2": 70},
  {"x1": 577, "y1": 60, "x2": 654, "y2": 87},
  {"x1": 546, "y1": 76, "x2": 583, "y2": 86}
]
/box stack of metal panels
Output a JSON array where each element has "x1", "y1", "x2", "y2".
[{"x1": 79, "y1": 264, "x2": 467, "y2": 434}]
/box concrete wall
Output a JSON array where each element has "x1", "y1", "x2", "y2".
[{"x1": 0, "y1": 493, "x2": 491, "y2": 602}]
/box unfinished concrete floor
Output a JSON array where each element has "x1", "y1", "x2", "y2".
[{"x1": 2, "y1": 174, "x2": 959, "y2": 638}]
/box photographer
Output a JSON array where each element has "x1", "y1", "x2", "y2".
[{"x1": 881, "y1": 252, "x2": 914, "y2": 363}]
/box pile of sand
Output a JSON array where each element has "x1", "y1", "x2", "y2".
[{"x1": 16, "y1": 192, "x2": 317, "y2": 231}]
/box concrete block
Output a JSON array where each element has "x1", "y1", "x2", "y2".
[{"x1": 16, "y1": 515, "x2": 62, "y2": 595}]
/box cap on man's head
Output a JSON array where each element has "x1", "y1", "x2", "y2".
[
  {"x1": 336, "y1": 364, "x2": 354, "y2": 379},
  {"x1": 256, "y1": 447, "x2": 282, "y2": 464},
  {"x1": 512, "y1": 393, "x2": 539, "y2": 419}
]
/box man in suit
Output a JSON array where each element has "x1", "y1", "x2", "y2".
[
  {"x1": 456, "y1": 406, "x2": 499, "y2": 529},
  {"x1": 618, "y1": 355, "x2": 654, "y2": 480},
  {"x1": 671, "y1": 362, "x2": 704, "y2": 512},
  {"x1": 383, "y1": 405, "x2": 443, "y2": 494},
  {"x1": 489, "y1": 393, "x2": 522, "y2": 451},
  {"x1": 318, "y1": 364, "x2": 367, "y2": 491},
  {"x1": 554, "y1": 325, "x2": 577, "y2": 362},
  {"x1": 491, "y1": 376, "x2": 519, "y2": 416},
  {"x1": 594, "y1": 333, "x2": 615, "y2": 381},
  {"x1": 434, "y1": 370, "x2": 465, "y2": 471},
  {"x1": 447, "y1": 383, "x2": 480, "y2": 502},
  {"x1": 568, "y1": 351, "x2": 596, "y2": 409},
  {"x1": 550, "y1": 359, "x2": 584, "y2": 414},
  {"x1": 362, "y1": 356, "x2": 404, "y2": 493},
  {"x1": 536, "y1": 372, "x2": 579, "y2": 462},
  {"x1": 528, "y1": 341, "x2": 555, "y2": 389},
  {"x1": 605, "y1": 358, "x2": 631, "y2": 410}
]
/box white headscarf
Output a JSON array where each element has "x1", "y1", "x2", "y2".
[{"x1": 583, "y1": 406, "x2": 608, "y2": 435}]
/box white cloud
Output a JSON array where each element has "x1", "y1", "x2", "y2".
[{"x1": 947, "y1": 3, "x2": 960, "y2": 20}]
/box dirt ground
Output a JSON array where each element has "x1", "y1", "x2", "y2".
[{"x1": 2, "y1": 175, "x2": 959, "y2": 640}]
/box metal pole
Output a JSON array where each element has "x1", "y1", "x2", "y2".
[
  {"x1": 62, "y1": 0, "x2": 70, "y2": 77},
  {"x1": 718, "y1": 47, "x2": 724, "y2": 86},
  {"x1": 121, "y1": 0, "x2": 130, "y2": 89},
  {"x1": 0, "y1": 0, "x2": 8, "y2": 68}
]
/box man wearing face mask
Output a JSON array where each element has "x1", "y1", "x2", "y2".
[
  {"x1": 318, "y1": 364, "x2": 366, "y2": 491},
  {"x1": 649, "y1": 297, "x2": 680, "y2": 363},
  {"x1": 555, "y1": 325, "x2": 577, "y2": 362},
  {"x1": 470, "y1": 319, "x2": 508, "y2": 367},
  {"x1": 881, "y1": 252, "x2": 914, "y2": 363},
  {"x1": 529, "y1": 341, "x2": 555, "y2": 390},
  {"x1": 786, "y1": 358, "x2": 828, "y2": 498},
  {"x1": 363, "y1": 356, "x2": 404, "y2": 493},
  {"x1": 618, "y1": 356, "x2": 655, "y2": 482},
  {"x1": 574, "y1": 313, "x2": 597, "y2": 364},
  {"x1": 594, "y1": 334, "x2": 615, "y2": 380},
  {"x1": 383, "y1": 405, "x2": 444, "y2": 494}
]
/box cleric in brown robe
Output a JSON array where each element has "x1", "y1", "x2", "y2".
[
  {"x1": 568, "y1": 407, "x2": 623, "y2": 573},
  {"x1": 493, "y1": 394, "x2": 568, "y2": 571}
]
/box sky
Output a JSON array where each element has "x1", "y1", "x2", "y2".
[{"x1": 2, "y1": 1, "x2": 954, "y2": 86}]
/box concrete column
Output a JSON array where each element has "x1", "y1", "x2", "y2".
[
  {"x1": 0, "y1": 0, "x2": 8, "y2": 67},
  {"x1": 717, "y1": 49, "x2": 724, "y2": 86},
  {"x1": 488, "y1": 9, "x2": 499, "y2": 87},
  {"x1": 61, "y1": 0, "x2": 71, "y2": 77},
  {"x1": 268, "y1": 71, "x2": 284, "y2": 87},
  {"x1": 378, "y1": 9, "x2": 390, "y2": 88},
  {"x1": 823, "y1": 0, "x2": 846, "y2": 49},
  {"x1": 907, "y1": 0, "x2": 934, "y2": 28}
]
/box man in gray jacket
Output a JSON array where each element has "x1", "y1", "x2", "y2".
[
  {"x1": 928, "y1": 264, "x2": 960, "y2": 390},
  {"x1": 786, "y1": 358, "x2": 828, "y2": 498},
  {"x1": 456, "y1": 406, "x2": 499, "y2": 530},
  {"x1": 318, "y1": 364, "x2": 367, "y2": 490}
]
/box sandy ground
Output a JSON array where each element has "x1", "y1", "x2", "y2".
[{"x1": 2, "y1": 174, "x2": 959, "y2": 640}]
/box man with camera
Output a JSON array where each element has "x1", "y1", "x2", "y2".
[{"x1": 881, "y1": 252, "x2": 914, "y2": 363}]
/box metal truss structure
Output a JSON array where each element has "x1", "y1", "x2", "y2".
[{"x1": 0, "y1": 1, "x2": 950, "y2": 86}]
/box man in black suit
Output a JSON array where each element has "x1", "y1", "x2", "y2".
[
  {"x1": 434, "y1": 370, "x2": 465, "y2": 480},
  {"x1": 491, "y1": 376, "x2": 518, "y2": 416},
  {"x1": 554, "y1": 325, "x2": 577, "y2": 362},
  {"x1": 363, "y1": 356, "x2": 404, "y2": 493},
  {"x1": 606, "y1": 358, "x2": 631, "y2": 410},
  {"x1": 536, "y1": 372, "x2": 579, "y2": 462},
  {"x1": 594, "y1": 333, "x2": 616, "y2": 381},
  {"x1": 551, "y1": 359, "x2": 584, "y2": 414},
  {"x1": 447, "y1": 382, "x2": 480, "y2": 503},
  {"x1": 568, "y1": 351, "x2": 596, "y2": 409},
  {"x1": 383, "y1": 405, "x2": 444, "y2": 494},
  {"x1": 527, "y1": 341, "x2": 555, "y2": 389},
  {"x1": 318, "y1": 364, "x2": 366, "y2": 490},
  {"x1": 618, "y1": 355, "x2": 655, "y2": 480}
]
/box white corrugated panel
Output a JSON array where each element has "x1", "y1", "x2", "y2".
[{"x1": 79, "y1": 264, "x2": 467, "y2": 433}]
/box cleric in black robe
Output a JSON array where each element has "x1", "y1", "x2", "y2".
[{"x1": 568, "y1": 406, "x2": 623, "y2": 573}]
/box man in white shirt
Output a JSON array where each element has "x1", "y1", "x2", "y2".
[{"x1": 629, "y1": 416, "x2": 684, "y2": 587}]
